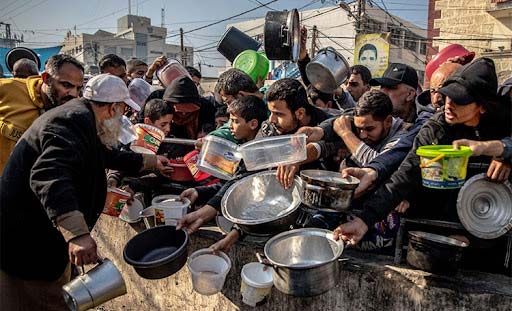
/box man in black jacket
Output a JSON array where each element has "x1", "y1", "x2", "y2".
[
  {"x1": 0, "y1": 74, "x2": 170, "y2": 310},
  {"x1": 335, "y1": 58, "x2": 511, "y2": 271}
]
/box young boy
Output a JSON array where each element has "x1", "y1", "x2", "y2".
[
  {"x1": 177, "y1": 95, "x2": 268, "y2": 249},
  {"x1": 107, "y1": 98, "x2": 174, "y2": 188}
]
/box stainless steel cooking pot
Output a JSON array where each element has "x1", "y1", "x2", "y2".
[
  {"x1": 264, "y1": 9, "x2": 300, "y2": 62},
  {"x1": 406, "y1": 231, "x2": 468, "y2": 275},
  {"x1": 306, "y1": 47, "x2": 350, "y2": 94},
  {"x1": 300, "y1": 170, "x2": 359, "y2": 212},
  {"x1": 221, "y1": 171, "x2": 302, "y2": 236},
  {"x1": 257, "y1": 228, "x2": 344, "y2": 296}
]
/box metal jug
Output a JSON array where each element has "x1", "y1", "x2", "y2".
[{"x1": 62, "y1": 258, "x2": 127, "y2": 311}]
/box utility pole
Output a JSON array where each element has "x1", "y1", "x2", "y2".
[
  {"x1": 161, "y1": 8, "x2": 165, "y2": 28},
  {"x1": 180, "y1": 28, "x2": 186, "y2": 65},
  {"x1": 311, "y1": 25, "x2": 317, "y2": 57},
  {"x1": 128, "y1": 0, "x2": 131, "y2": 15},
  {"x1": 356, "y1": 0, "x2": 365, "y2": 34}
]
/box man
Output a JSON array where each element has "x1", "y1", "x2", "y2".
[
  {"x1": 126, "y1": 58, "x2": 148, "y2": 81},
  {"x1": 370, "y1": 63, "x2": 418, "y2": 123},
  {"x1": 12, "y1": 58, "x2": 39, "y2": 78},
  {"x1": 428, "y1": 62, "x2": 462, "y2": 110},
  {"x1": 0, "y1": 74, "x2": 170, "y2": 310},
  {"x1": 186, "y1": 66, "x2": 202, "y2": 87},
  {"x1": 99, "y1": 53, "x2": 128, "y2": 84},
  {"x1": 0, "y1": 54, "x2": 84, "y2": 174},
  {"x1": 358, "y1": 44, "x2": 378, "y2": 74},
  {"x1": 262, "y1": 78, "x2": 333, "y2": 137},
  {"x1": 345, "y1": 65, "x2": 372, "y2": 102},
  {"x1": 336, "y1": 58, "x2": 511, "y2": 273}
]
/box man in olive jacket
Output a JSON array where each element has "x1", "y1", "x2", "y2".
[{"x1": 0, "y1": 74, "x2": 170, "y2": 310}]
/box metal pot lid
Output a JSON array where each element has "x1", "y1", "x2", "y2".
[
  {"x1": 300, "y1": 169, "x2": 360, "y2": 189},
  {"x1": 221, "y1": 171, "x2": 302, "y2": 225},
  {"x1": 264, "y1": 228, "x2": 344, "y2": 269},
  {"x1": 408, "y1": 231, "x2": 468, "y2": 247},
  {"x1": 457, "y1": 173, "x2": 512, "y2": 239}
]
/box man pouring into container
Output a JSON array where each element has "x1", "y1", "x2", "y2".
[{"x1": 0, "y1": 74, "x2": 171, "y2": 310}]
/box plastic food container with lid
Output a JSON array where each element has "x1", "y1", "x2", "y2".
[{"x1": 196, "y1": 135, "x2": 242, "y2": 180}]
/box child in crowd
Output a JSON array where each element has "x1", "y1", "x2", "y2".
[
  {"x1": 214, "y1": 105, "x2": 229, "y2": 129},
  {"x1": 177, "y1": 95, "x2": 268, "y2": 248}
]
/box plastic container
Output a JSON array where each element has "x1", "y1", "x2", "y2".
[
  {"x1": 131, "y1": 124, "x2": 165, "y2": 154},
  {"x1": 184, "y1": 150, "x2": 213, "y2": 182},
  {"x1": 119, "y1": 197, "x2": 144, "y2": 223},
  {"x1": 168, "y1": 158, "x2": 194, "y2": 182},
  {"x1": 240, "y1": 262, "x2": 273, "y2": 306},
  {"x1": 103, "y1": 188, "x2": 131, "y2": 217},
  {"x1": 156, "y1": 59, "x2": 191, "y2": 87},
  {"x1": 240, "y1": 134, "x2": 307, "y2": 171},
  {"x1": 416, "y1": 145, "x2": 472, "y2": 189},
  {"x1": 148, "y1": 195, "x2": 191, "y2": 227},
  {"x1": 196, "y1": 135, "x2": 242, "y2": 180},
  {"x1": 188, "y1": 249, "x2": 231, "y2": 296},
  {"x1": 233, "y1": 50, "x2": 269, "y2": 84},
  {"x1": 217, "y1": 26, "x2": 262, "y2": 63}
]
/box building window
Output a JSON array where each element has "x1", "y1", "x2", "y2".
[
  {"x1": 121, "y1": 48, "x2": 133, "y2": 57},
  {"x1": 136, "y1": 41, "x2": 147, "y2": 46},
  {"x1": 150, "y1": 50, "x2": 163, "y2": 54},
  {"x1": 104, "y1": 46, "x2": 117, "y2": 55},
  {"x1": 420, "y1": 41, "x2": 426, "y2": 55}
]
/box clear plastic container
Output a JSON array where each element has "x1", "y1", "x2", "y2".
[
  {"x1": 188, "y1": 249, "x2": 231, "y2": 296},
  {"x1": 241, "y1": 262, "x2": 273, "y2": 306},
  {"x1": 196, "y1": 135, "x2": 241, "y2": 180},
  {"x1": 239, "y1": 134, "x2": 307, "y2": 171},
  {"x1": 156, "y1": 59, "x2": 191, "y2": 87}
]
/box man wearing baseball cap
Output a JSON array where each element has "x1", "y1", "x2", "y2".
[
  {"x1": 0, "y1": 74, "x2": 170, "y2": 309},
  {"x1": 370, "y1": 63, "x2": 418, "y2": 123},
  {"x1": 335, "y1": 58, "x2": 512, "y2": 274}
]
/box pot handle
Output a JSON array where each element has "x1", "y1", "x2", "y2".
[{"x1": 256, "y1": 252, "x2": 273, "y2": 268}]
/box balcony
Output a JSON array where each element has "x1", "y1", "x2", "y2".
[{"x1": 487, "y1": 0, "x2": 512, "y2": 19}]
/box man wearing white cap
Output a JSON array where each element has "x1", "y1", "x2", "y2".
[{"x1": 0, "y1": 74, "x2": 170, "y2": 310}]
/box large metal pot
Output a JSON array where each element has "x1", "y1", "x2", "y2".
[
  {"x1": 123, "y1": 225, "x2": 189, "y2": 279},
  {"x1": 264, "y1": 9, "x2": 300, "y2": 62},
  {"x1": 306, "y1": 47, "x2": 350, "y2": 94},
  {"x1": 300, "y1": 170, "x2": 359, "y2": 212},
  {"x1": 257, "y1": 228, "x2": 344, "y2": 296},
  {"x1": 5, "y1": 47, "x2": 41, "y2": 73},
  {"x1": 406, "y1": 231, "x2": 468, "y2": 274},
  {"x1": 221, "y1": 171, "x2": 302, "y2": 236},
  {"x1": 217, "y1": 26, "x2": 262, "y2": 63}
]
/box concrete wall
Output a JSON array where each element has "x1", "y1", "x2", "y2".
[{"x1": 91, "y1": 215, "x2": 512, "y2": 311}]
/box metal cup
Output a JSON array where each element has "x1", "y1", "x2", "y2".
[{"x1": 62, "y1": 259, "x2": 126, "y2": 311}]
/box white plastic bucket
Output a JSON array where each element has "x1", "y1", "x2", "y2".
[
  {"x1": 187, "y1": 249, "x2": 231, "y2": 296},
  {"x1": 240, "y1": 262, "x2": 273, "y2": 306}
]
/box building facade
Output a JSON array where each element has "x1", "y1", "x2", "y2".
[
  {"x1": 61, "y1": 14, "x2": 193, "y2": 70},
  {"x1": 427, "y1": 0, "x2": 512, "y2": 82}
]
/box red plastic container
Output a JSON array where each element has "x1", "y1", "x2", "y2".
[
  {"x1": 425, "y1": 44, "x2": 475, "y2": 81},
  {"x1": 169, "y1": 158, "x2": 195, "y2": 182},
  {"x1": 184, "y1": 150, "x2": 213, "y2": 182}
]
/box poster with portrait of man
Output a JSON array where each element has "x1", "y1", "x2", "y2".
[{"x1": 354, "y1": 33, "x2": 390, "y2": 78}]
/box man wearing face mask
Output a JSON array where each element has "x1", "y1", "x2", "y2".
[
  {"x1": 0, "y1": 74, "x2": 170, "y2": 310},
  {"x1": 0, "y1": 54, "x2": 84, "y2": 174}
]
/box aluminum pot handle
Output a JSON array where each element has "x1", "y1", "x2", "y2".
[{"x1": 255, "y1": 252, "x2": 274, "y2": 268}]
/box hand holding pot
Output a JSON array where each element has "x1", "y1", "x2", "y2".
[
  {"x1": 341, "y1": 167, "x2": 377, "y2": 198},
  {"x1": 333, "y1": 217, "x2": 368, "y2": 245},
  {"x1": 276, "y1": 163, "x2": 299, "y2": 189},
  {"x1": 180, "y1": 188, "x2": 199, "y2": 205},
  {"x1": 68, "y1": 234, "x2": 99, "y2": 266},
  {"x1": 453, "y1": 139, "x2": 505, "y2": 157},
  {"x1": 333, "y1": 115, "x2": 352, "y2": 138},
  {"x1": 487, "y1": 159, "x2": 511, "y2": 182},
  {"x1": 146, "y1": 55, "x2": 167, "y2": 79},
  {"x1": 176, "y1": 205, "x2": 217, "y2": 234}
]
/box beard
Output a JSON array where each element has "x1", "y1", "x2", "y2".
[
  {"x1": 97, "y1": 107, "x2": 123, "y2": 149},
  {"x1": 46, "y1": 82, "x2": 75, "y2": 110}
]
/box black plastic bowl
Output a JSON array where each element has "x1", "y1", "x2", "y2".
[{"x1": 123, "y1": 225, "x2": 189, "y2": 279}]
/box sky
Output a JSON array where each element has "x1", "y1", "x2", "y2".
[{"x1": 0, "y1": 0, "x2": 428, "y2": 77}]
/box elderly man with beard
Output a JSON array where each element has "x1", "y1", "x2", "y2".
[
  {"x1": 0, "y1": 74, "x2": 171, "y2": 310},
  {"x1": 0, "y1": 54, "x2": 84, "y2": 174}
]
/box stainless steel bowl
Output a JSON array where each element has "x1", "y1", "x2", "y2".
[
  {"x1": 306, "y1": 47, "x2": 350, "y2": 94},
  {"x1": 221, "y1": 171, "x2": 302, "y2": 235}
]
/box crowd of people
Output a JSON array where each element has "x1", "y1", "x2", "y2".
[{"x1": 0, "y1": 27, "x2": 511, "y2": 310}]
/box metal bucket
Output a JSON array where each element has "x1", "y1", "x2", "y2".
[
  {"x1": 62, "y1": 259, "x2": 126, "y2": 311},
  {"x1": 264, "y1": 9, "x2": 300, "y2": 62},
  {"x1": 217, "y1": 27, "x2": 262, "y2": 63}
]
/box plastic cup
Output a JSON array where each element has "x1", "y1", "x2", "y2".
[
  {"x1": 188, "y1": 249, "x2": 231, "y2": 296},
  {"x1": 103, "y1": 188, "x2": 131, "y2": 217},
  {"x1": 240, "y1": 262, "x2": 273, "y2": 307}
]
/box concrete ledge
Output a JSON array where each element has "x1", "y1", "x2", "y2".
[{"x1": 92, "y1": 215, "x2": 512, "y2": 311}]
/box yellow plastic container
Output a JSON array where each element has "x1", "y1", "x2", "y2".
[{"x1": 416, "y1": 145, "x2": 472, "y2": 189}]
